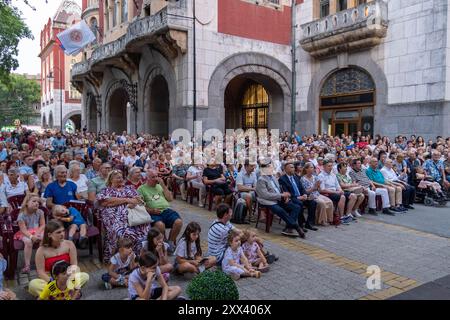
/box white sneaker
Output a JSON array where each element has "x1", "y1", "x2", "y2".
[
  {"x1": 353, "y1": 210, "x2": 362, "y2": 217},
  {"x1": 198, "y1": 203, "x2": 204, "y2": 208}
]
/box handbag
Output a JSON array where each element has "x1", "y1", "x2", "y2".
[{"x1": 127, "y1": 205, "x2": 153, "y2": 227}]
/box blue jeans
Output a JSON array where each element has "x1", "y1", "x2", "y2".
[{"x1": 267, "y1": 201, "x2": 300, "y2": 230}]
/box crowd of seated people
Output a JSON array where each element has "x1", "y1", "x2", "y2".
[{"x1": 0, "y1": 128, "x2": 449, "y2": 300}]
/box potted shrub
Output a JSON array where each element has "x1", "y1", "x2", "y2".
[{"x1": 186, "y1": 270, "x2": 239, "y2": 300}]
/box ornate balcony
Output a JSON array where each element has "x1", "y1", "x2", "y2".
[
  {"x1": 300, "y1": 0, "x2": 388, "y2": 59},
  {"x1": 72, "y1": 6, "x2": 189, "y2": 79}
]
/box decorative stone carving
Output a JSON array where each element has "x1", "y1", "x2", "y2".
[{"x1": 300, "y1": 0, "x2": 388, "y2": 59}]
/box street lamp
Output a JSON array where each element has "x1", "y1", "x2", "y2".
[{"x1": 47, "y1": 64, "x2": 63, "y2": 132}]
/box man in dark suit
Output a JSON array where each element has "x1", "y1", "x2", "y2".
[{"x1": 279, "y1": 162, "x2": 318, "y2": 231}]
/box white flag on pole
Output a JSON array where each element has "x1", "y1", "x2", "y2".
[{"x1": 56, "y1": 20, "x2": 96, "y2": 56}]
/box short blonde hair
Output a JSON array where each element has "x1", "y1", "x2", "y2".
[
  {"x1": 106, "y1": 170, "x2": 123, "y2": 187},
  {"x1": 37, "y1": 166, "x2": 51, "y2": 181}
]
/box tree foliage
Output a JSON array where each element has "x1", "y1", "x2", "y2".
[
  {"x1": 0, "y1": 1, "x2": 33, "y2": 84},
  {"x1": 0, "y1": 73, "x2": 40, "y2": 126}
]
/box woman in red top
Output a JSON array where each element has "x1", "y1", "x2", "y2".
[
  {"x1": 126, "y1": 167, "x2": 144, "y2": 190},
  {"x1": 28, "y1": 220, "x2": 89, "y2": 297}
]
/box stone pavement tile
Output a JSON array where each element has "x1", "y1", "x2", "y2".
[{"x1": 389, "y1": 282, "x2": 450, "y2": 300}]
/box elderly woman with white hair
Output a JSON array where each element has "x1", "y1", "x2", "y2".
[
  {"x1": 126, "y1": 166, "x2": 144, "y2": 189},
  {"x1": 68, "y1": 162, "x2": 90, "y2": 200},
  {"x1": 4, "y1": 167, "x2": 29, "y2": 198}
]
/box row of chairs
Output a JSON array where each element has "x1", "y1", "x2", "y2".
[{"x1": 0, "y1": 195, "x2": 103, "y2": 280}]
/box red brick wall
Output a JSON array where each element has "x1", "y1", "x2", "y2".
[{"x1": 218, "y1": 0, "x2": 292, "y2": 45}]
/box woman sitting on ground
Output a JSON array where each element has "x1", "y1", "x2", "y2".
[{"x1": 28, "y1": 220, "x2": 89, "y2": 297}]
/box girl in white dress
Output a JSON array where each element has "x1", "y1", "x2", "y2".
[{"x1": 221, "y1": 229, "x2": 261, "y2": 280}]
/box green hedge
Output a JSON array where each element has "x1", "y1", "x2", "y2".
[{"x1": 186, "y1": 270, "x2": 239, "y2": 300}]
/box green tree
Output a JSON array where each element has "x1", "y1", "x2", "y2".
[
  {"x1": 0, "y1": 73, "x2": 40, "y2": 127},
  {"x1": 0, "y1": 1, "x2": 32, "y2": 84}
]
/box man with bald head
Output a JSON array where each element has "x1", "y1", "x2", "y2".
[{"x1": 138, "y1": 169, "x2": 183, "y2": 255}]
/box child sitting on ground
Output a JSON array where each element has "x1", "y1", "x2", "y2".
[
  {"x1": 14, "y1": 194, "x2": 46, "y2": 274},
  {"x1": 222, "y1": 229, "x2": 261, "y2": 281},
  {"x1": 174, "y1": 222, "x2": 216, "y2": 279},
  {"x1": 0, "y1": 254, "x2": 16, "y2": 300},
  {"x1": 241, "y1": 230, "x2": 269, "y2": 272},
  {"x1": 141, "y1": 228, "x2": 173, "y2": 279},
  {"x1": 39, "y1": 261, "x2": 81, "y2": 300},
  {"x1": 52, "y1": 205, "x2": 89, "y2": 249},
  {"x1": 102, "y1": 238, "x2": 137, "y2": 290},
  {"x1": 128, "y1": 252, "x2": 181, "y2": 300}
]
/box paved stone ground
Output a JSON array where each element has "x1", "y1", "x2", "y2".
[{"x1": 5, "y1": 200, "x2": 450, "y2": 300}]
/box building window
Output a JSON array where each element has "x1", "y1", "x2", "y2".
[
  {"x1": 241, "y1": 83, "x2": 269, "y2": 130},
  {"x1": 320, "y1": 0, "x2": 329, "y2": 18},
  {"x1": 113, "y1": 0, "x2": 118, "y2": 27},
  {"x1": 338, "y1": 0, "x2": 347, "y2": 11},
  {"x1": 121, "y1": 0, "x2": 128, "y2": 23},
  {"x1": 105, "y1": 0, "x2": 110, "y2": 31}
]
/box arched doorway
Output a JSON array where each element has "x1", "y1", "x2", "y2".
[
  {"x1": 88, "y1": 97, "x2": 98, "y2": 132},
  {"x1": 42, "y1": 114, "x2": 47, "y2": 128},
  {"x1": 320, "y1": 67, "x2": 375, "y2": 137},
  {"x1": 224, "y1": 75, "x2": 283, "y2": 131},
  {"x1": 108, "y1": 87, "x2": 128, "y2": 133},
  {"x1": 147, "y1": 75, "x2": 169, "y2": 137},
  {"x1": 68, "y1": 114, "x2": 81, "y2": 131},
  {"x1": 48, "y1": 111, "x2": 54, "y2": 128}
]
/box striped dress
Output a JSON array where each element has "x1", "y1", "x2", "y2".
[{"x1": 97, "y1": 186, "x2": 151, "y2": 263}]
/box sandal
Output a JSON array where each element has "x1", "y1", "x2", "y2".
[{"x1": 21, "y1": 265, "x2": 31, "y2": 274}]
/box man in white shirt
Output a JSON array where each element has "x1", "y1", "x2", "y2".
[
  {"x1": 124, "y1": 149, "x2": 139, "y2": 168},
  {"x1": 235, "y1": 160, "x2": 257, "y2": 218},
  {"x1": 186, "y1": 164, "x2": 206, "y2": 207},
  {"x1": 381, "y1": 159, "x2": 415, "y2": 210},
  {"x1": 318, "y1": 160, "x2": 356, "y2": 223}
]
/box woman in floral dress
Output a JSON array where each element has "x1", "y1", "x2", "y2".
[{"x1": 97, "y1": 170, "x2": 152, "y2": 263}]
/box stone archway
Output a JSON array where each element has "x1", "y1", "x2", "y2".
[
  {"x1": 307, "y1": 53, "x2": 388, "y2": 135},
  {"x1": 42, "y1": 114, "x2": 47, "y2": 128},
  {"x1": 225, "y1": 76, "x2": 284, "y2": 131},
  {"x1": 62, "y1": 111, "x2": 82, "y2": 132},
  {"x1": 209, "y1": 53, "x2": 292, "y2": 132},
  {"x1": 145, "y1": 74, "x2": 169, "y2": 137},
  {"x1": 107, "y1": 87, "x2": 128, "y2": 133}
]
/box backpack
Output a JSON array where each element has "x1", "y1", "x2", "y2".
[{"x1": 231, "y1": 198, "x2": 248, "y2": 224}]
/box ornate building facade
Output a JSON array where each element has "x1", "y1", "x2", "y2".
[
  {"x1": 40, "y1": 0, "x2": 83, "y2": 130},
  {"x1": 71, "y1": 0, "x2": 450, "y2": 138}
]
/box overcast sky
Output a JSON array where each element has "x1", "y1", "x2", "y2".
[{"x1": 13, "y1": 0, "x2": 81, "y2": 75}]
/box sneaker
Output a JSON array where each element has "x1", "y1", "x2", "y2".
[
  {"x1": 353, "y1": 210, "x2": 362, "y2": 217},
  {"x1": 368, "y1": 208, "x2": 378, "y2": 215},
  {"x1": 383, "y1": 208, "x2": 396, "y2": 216},
  {"x1": 281, "y1": 229, "x2": 298, "y2": 237},
  {"x1": 104, "y1": 282, "x2": 113, "y2": 290},
  {"x1": 198, "y1": 203, "x2": 204, "y2": 208},
  {"x1": 405, "y1": 204, "x2": 415, "y2": 210}
]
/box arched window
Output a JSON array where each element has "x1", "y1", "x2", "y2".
[
  {"x1": 90, "y1": 17, "x2": 98, "y2": 43},
  {"x1": 121, "y1": 0, "x2": 128, "y2": 23},
  {"x1": 241, "y1": 83, "x2": 269, "y2": 130}
]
